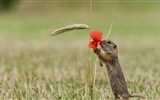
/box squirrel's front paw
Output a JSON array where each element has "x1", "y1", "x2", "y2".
[{"x1": 94, "y1": 48, "x2": 101, "y2": 55}]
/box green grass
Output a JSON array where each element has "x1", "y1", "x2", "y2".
[{"x1": 0, "y1": 2, "x2": 160, "y2": 99}]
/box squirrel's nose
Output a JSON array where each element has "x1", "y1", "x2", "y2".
[
  {"x1": 99, "y1": 41, "x2": 102, "y2": 46},
  {"x1": 100, "y1": 40, "x2": 103, "y2": 45}
]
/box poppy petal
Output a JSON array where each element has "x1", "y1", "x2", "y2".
[
  {"x1": 88, "y1": 41, "x2": 97, "y2": 50},
  {"x1": 90, "y1": 30, "x2": 103, "y2": 43}
]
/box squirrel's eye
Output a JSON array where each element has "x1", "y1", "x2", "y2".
[{"x1": 107, "y1": 41, "x2": 111, "y2": 44}]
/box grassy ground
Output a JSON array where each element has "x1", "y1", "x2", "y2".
[{"x1": 0, "y1": 1, "x2": 160, "y2": 99}]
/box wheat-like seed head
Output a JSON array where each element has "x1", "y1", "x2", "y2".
[{"x1": 51, "y1": 24, "x2": 90, "y2": 36}]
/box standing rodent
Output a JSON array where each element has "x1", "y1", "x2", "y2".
[{"x1": 95, "y1": 40, "x2": 145, "y2": 100}]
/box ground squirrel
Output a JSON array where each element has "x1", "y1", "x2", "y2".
[{"x1": 95, "y1": 40, "x2": 145, "y2": 100}]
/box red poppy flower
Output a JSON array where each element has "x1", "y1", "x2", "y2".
[{"x1": 88, "y1": 30, "x2": 103, "y2": 50}]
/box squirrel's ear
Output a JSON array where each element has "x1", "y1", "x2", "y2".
[{"x1": 114, "y1": 44, "x2": 117, "y2": 49}]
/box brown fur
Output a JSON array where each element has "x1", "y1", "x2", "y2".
[{"x1": 95, "y1": 40, "x2": 145, "y2": 100}]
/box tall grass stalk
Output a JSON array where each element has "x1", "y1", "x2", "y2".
[
  {"x1": 105, "y1": 21, "x2": 113, "y2": 40},
  {"x1": 84, "y1": 0, "x2": 95, "y2": 99}
]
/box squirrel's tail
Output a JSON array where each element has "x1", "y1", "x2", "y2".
[{"x1": 130, "y1": 94, "x2": 146, "y2": 99}]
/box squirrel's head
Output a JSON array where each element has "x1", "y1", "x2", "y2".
[{"x1": 96, "y1": 40, "x2": 118, "y2": 63}]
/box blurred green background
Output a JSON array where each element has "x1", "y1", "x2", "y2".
[
  {"x1": 1, "y1": 0, "x2": 160, "y2": 41},
  {"x1": 0, "y1": 0, "x2": 159, "y2": 99}
]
